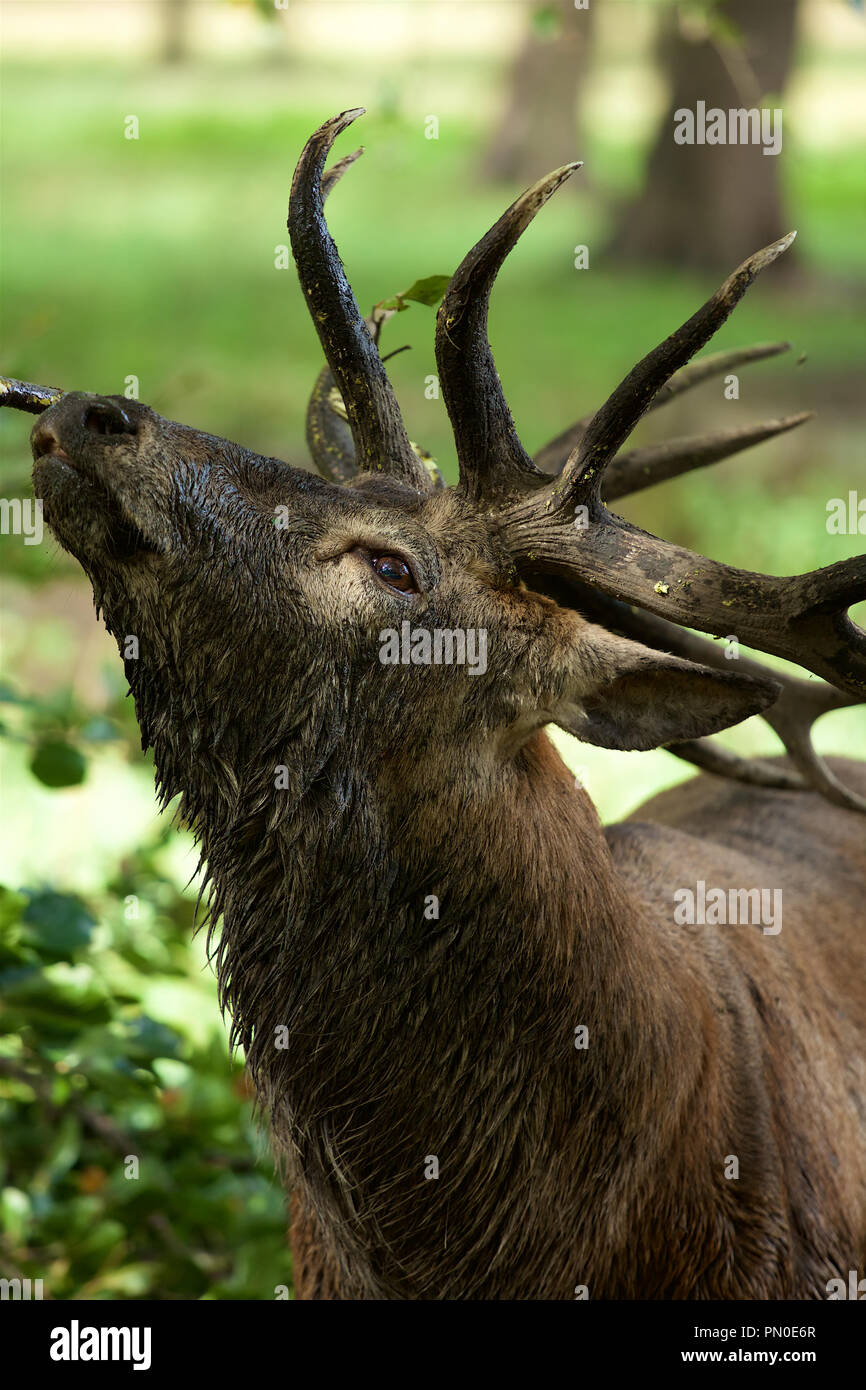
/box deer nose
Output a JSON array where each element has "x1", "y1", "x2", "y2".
[{"x1": 81, "y1": 399, "x2": 138, "y2": 437}]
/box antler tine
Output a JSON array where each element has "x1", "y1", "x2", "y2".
[
  {"x1": 0, "y1": 377, "x2": 63, "y2": 415},
  {"x1": 288, "y1": 110, "x2": 431, "y2": 493},
  {"x1": 533, "y1": 341, "x2": 793, "y2": 477},
  {"x1": 672, "y1": 684, "x2": 866, "y2": 812},
  {"x1": 558, "y1": 586, "x2": 866, "y2": 811},
  {"x1": 665, "y1": 739, "x2": 808, "y2": 791},
  {"x1": 435, "y1": 162, "x2": 582, "y2": 504},
  {"x1": 305, "y1": 137, "x2": 444, "y2": 488},
  {"x1": 305, "y1": 330, "x2": 374, "y2": 485},
  {"x1": 556, "y1": 233, "x2": 797, "y2": 511},
  {"x1": 603, "y1": 412, "x2": 813, "y2": 501},
  {"x1": 761, "y1": 682, "x2": 866, "y2": 812},
  {"x1": 320, "y1": 146, "x2": 363, "y2": 199},
  {"x1": 649, "y1": 340, "x2": 792, "y2": 411}
]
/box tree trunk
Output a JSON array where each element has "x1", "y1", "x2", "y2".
[
  {"x1": 161, "y1": 0, "x2": 191, "y2": 64},
  {"x1": 482, "y1": 1, "x2": 595, "y2": 184},
  {"x1": 608, "y1": 0, "x2": 799, "y2": 272}
]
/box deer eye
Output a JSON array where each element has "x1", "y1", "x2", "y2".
[{"x1": 370, "y1": 553, "x2": 417, "y2": 594}]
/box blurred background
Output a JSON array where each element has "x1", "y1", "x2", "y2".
[{"x1": 1, "y1": 0, "x2": 864, "y2": 1299}]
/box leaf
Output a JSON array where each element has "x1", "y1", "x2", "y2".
[
  {"x1": 31, "y1": 1113, "x2": 81, "y2": 1192},
  {"x1": 121, "y1": 1015, "x2": 183, "y2": 1063},
  {"x1": 22, "y1": 891, "x2": 96, "y2": 960},
  {"x1": 29, "y1": 738, "x2": 87, "y2": 788},
  {"x1": 0, "y1": 1186, "x2": 32, "y2": 1244},
  {"x1": 77, "y1": 1262, "x2": 156, "y2": 1298},
  {"x1": 0, "y1": 961, "x2": 111, "y2": 1021},
  {"x1": 400, "y1": 275, "x2": 451, "y2": 307},
  {"x1": 0, "y1": 887, "x2": 27, "y2": 962},
  {"x1": 531, "y1": 4, "x2": 561, "y2": 39},
  {"x1": 377, "y1": 274, "x2": 451, "y2": 313},
  {"x1": 0, "y1": 683, "x2": 35, "y2": 706}
]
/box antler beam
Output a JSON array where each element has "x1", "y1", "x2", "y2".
[{"x1": 505, "y1": 501, "x2": 865, "y2": 694}]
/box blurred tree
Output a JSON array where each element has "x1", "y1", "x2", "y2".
[
  {"x1": 607, "y1": 0, "x2": 799, "y2": 271},
  {"x1": 161, "y1": 0, "x2": 192, "y2": 63},
  {"x1": 482, "y1": 0, "x2": 596, "y2": 183}
]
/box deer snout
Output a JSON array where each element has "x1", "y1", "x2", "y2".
[{"x1": 31, "y1": 394, "x2": 139, "y2": 462}]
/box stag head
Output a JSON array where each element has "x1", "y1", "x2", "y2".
[{"x1": 6, "y1": 109, "x2": 866, "y2": 817}]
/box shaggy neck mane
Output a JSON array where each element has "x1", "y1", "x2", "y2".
[{"x1": 149, "y1": 697, "x2": 741, "y2": 1298}]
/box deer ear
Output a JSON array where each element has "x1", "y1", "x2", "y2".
[{"x1": 544, "y1": 624, "x2": 781, "y2": 752}]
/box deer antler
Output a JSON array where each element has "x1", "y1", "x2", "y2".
[
  {"x1": 435, "y1": 162, "x2": 582, "y2": 503},
  {"x1": 306, "y1": 304, "x2": 444, "y2": 490},
  {"x1": 602, "y1": 412, "x2": 813, "y2": 501},
  {"x1": 0, "y1": 378, "x2": 63, "y2": 414},
  {"x1": 306, "y1": 147, "x2": 433, "y2": 484},
  {"x1": 532, "y1": 341, "x2": 796, "y2": 475},
  {"x1": 432, "y1": 174, "x2": 863, "y2": 803},
  {"x1": 490, "y1": 240, "x2": 864, "y2": 699},
  {"x1": 5, "y1": 124, "x2": 863, "y2": 809},
  {"x1": 289, "y1": 110, "x2": 433, "y2": 494}
]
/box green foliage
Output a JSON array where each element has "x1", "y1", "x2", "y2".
[
  {"x1": 29, "y1": 739, "x2": 88, "y2": 789},
  {"x1": 530, "y1": 5, "x2": 563, "y2": 41},
  {"x1": 1, "y1": 683, "x2": 128, "y2": 792},
  {"x1": 377, "y1": 274, "x2": 452, "y2": 314},
  {"x1": 0, "y1": 749, "x2": 289, "y2": 1299}
]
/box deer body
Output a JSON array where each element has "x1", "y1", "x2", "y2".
[{"x1": 8, "y1": 110, "x2": 865, "y2": 1300}]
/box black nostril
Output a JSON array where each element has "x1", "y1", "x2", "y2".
[{"x1": 82, "y1": 400, "x2": 137, "y2": 438}]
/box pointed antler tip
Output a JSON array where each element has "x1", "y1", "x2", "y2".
[
  {"x1": 551, "y1": 160, "x2": 583, "y2": 185},
  {"x1": 760, "y1": 230, "x2": 797, "y2": 265},
  {"x1": 510, "y1": 161, "x2": 584, "y2": 226},
  {"x1": 313, "y1": 109, "x2": 366, "y2": 149}
]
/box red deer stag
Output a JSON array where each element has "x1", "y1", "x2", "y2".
[{"x1": 3, "y1": 110, "x2": 865, "y2": 1300}]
